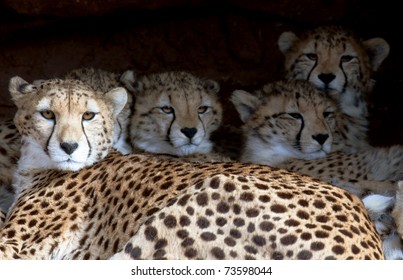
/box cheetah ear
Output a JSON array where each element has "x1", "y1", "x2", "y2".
[
  {"x1": 278, "y1": 31, "x2": 299, "y2": 55},
  {"x1": 364, "y1": 38, "x2": 390, "y2": 71},
  {"x1": 104, "y1": 87, "x2": 128, "y2": 118},
  {"x1": 120, "y1": 70, "x2": 142, "y2": 94},
  {"x1": 230, "y1": 89, "x2": 261, "y2": 123},
  {"x1": 9, "y1": 76, "x2": 37, "y2": 105},
  {"x1": 203, "y1": 79, "x2": 220, "y2": 94}
]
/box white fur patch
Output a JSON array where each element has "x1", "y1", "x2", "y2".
[
  {"x1": 362, "y1": 194, "x2": 395, "y2": 213},
  {"x1": 36, "y1": 97, "x2": 51, "y2": 111}
]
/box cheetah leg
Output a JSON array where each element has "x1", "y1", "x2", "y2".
[
  {"x1": 331, "y1": 179, "x2": 397, "y2": 198},
  {"x1": 392, "y1": 181, "x2": 403, "y2": 239}
]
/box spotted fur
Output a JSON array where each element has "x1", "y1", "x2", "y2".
[
  {"x1": 278, "y1": 25, "x2": 390, "y2": 152},
  {"x1": 0, "y1": 151, "x2": 383, "y2": 260},
  {"x1": 125, "y1": 71, "x2": 223, "y2": 156},
  {"x1": 282, "y1": 145, "x2": 402, "y2": 197},
  {"x1": 283, "y1": 146, "x2": 403, "y2": 260},
  {"x1": 232, "y1": 79, "x2": 402, "y2": 259},
  {"x1": 0, "y1": 120, "x2": 20, "y2": 212}
]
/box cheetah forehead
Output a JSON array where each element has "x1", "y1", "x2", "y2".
[
  {"x1": 25, "y1": 79, "x2": 103, "y2": 114},
  {"x1": 303, "y1": 26, "x2": 357, "y2": 47},
  {"x1": 258, "y1": 80, "x2": 335, "y2": 113},
  {"x1": 138, "y1": 72, "x2": 220, "y2": 106}
]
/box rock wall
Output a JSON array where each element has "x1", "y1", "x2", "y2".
[{"x1": 0, "y1": 0, "x2": 401, "y2": 146}]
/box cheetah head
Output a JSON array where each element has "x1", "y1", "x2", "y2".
[
  {"x1": 231, "y1": 80, "x2": 339, "y2": 166},
  {"x1": 278, "y1": 25, "x2": 389, "y2": 117},
  {"x1": 124, "y1": 71, "x2": 223, "y2": 156},
  {"x1": 9, "y1": 76, "x2": 127, "y2": 171}
]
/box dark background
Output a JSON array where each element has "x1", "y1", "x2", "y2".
[{"x1": 0, "y1": 0, "x2": 401, "y2": 146}]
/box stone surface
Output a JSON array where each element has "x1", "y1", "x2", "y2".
[
  {"x1": 1, "y1": 0, "x2": 350, "y2": 21},
  {"x1": 0, "y1": 1, "x2": 402, "y2": 146}
]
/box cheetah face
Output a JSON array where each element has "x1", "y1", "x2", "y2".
[
  {"x1": 231, "y1": 80, "x2": 338, "y2": 166},
  {"x1": 128, "y1": 71, "x2": 223, "y2": 156},
  {"x1": 9, "y1": 77, "x2": 127, "y2": 171},
  {"x1": 278, "y1": 26, "x2": 390, "y2": 96}
]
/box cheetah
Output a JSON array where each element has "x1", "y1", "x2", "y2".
[
  {"x1": 64, "y1": 67, "x2": 135, "y2": 154},
  {"x1": 122, "y1": 71, "x2": 223, "y2": 156},
  {"x1": 0, "y1": 150, "x2": 383, "y2": 260},
  {"x1": 278, "y1": 25, "x2": 390, "y2": 152},
  {"x1": 0, "y1": 68, "x2": 133, "y2": 210},
  {"x1": 230, "y1": 79, "x2": 358, "y2": 166},
  {"x1": 8, "y1": 76, "x2": 127, "y2": 203},
  {"x1": 0, "y1": 119, "x2": 20, "y2": 212}
]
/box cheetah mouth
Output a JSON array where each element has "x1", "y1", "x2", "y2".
[
  {"x1": 54, "y1": 158, "x2": 88, "y2": 171},
  {"x1": 320, "y1": 85, "x2": 334, "y2": 93},
  {"x1": 300, "y1": 149, "x2": 329, "y2": 160},
  {"x1": 56, "y1": 158, "x2": 83, "y2": 165},
  {"x1": 176, "y1": 141, "x2": 199, "y2": 148}
]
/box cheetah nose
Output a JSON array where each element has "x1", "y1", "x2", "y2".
[
  {"x1": 181, "y1": 127, "x2": 197, "y2": 139},
  {"x1": 312, "y1": 134, "x2": 329, "y2": 145},
  {"x1": 60, "y1": 142, "x2": 79, "y2": 155},
  {"x1": 318, "y1": 73, "x2": 336, "y2": 85}
]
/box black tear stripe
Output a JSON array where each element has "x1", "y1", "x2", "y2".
[
  {"x1": 295, "y1": 116, "x2": 304, "y2": 151},
  {"x1": 339, "y1": 60, "x2": 348, "y2": 93},
  {"x1": 45, "y1": 117, "x2": 56, "y2": 157},
  {"x1": 116, "y1": 120, "x2": 123, "y2": 142},
  {"x1": 306, "y1": 58, "x2": 317, "y2": 81},
  {"x1": 166, "y1": 97, "x2": 176, "y2": 146},
  {"x1": 197, "y1": 91, "x2": 206, "y2": 136},
  {"x1": 82, "y1": 119, "x2": 92, "y2": 159}
]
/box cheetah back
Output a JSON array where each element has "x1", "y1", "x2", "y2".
[{"x1": 0, "y1": 152, "x2": 383, "y2": 260}]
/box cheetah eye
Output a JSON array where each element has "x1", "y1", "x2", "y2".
[
  {"x1": 82, "y1": 112, "x2": 96, "y2": 120},
  {"x1": 306, "y1": 53, "x2": 317, "y2": 61},
  {"x1": 323, "y1": 111, "x2": 334, "y2": 118},
  {"x1": 341, "y1": 55, "x2": 354, "y2": 63},
  {"x1": 288, "y1": 113, "x2": 303, "y2": 120},
  {"x1": 198, "y1": 106, "x2": 208, "y2": 114},
  {"x1": 161, "y1": 106, "x2": 174, "y2": 114},
  {"x1": 40, "y1": 110, "x2": 55, "y2": 120}
]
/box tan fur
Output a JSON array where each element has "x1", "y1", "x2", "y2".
[
  {"x1": 278, "y1": 25, "x2": 390, "y2": 152},
  {"x1": 0, "y1": 151, "x2": 383, "y2": 260},
  {"x1": 126, "y1": 71, "x2": 223, "y2": 156}
]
